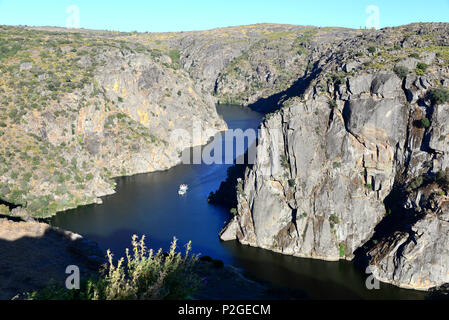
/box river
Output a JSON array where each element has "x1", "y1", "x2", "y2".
[{"x1": 51, "y1": 104, "x2": 427, "y2": 300}]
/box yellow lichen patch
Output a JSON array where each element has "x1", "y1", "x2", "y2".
[
  {"x1": 77, "y1": 107, "x2": 86, "y2": 133},
  {"x1": 415, "y1": 277, "x2": 434, "y2": 290},
  {"x1": 168, "y1": 121, "x2": 174, "y2": 128},
  {"x1": 137, "y1": 109, "x2": 150, "y2": 126},
  {"x1": 94, "y1": 110, "x2": 107, "y2": 133},
  {"x1": 113, "y1": 79, "x2": 119, "y2": 93},
  {"x1": 187, "y1": 87, "x2": 196, "y2": 99}
]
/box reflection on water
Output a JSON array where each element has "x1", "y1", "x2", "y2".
[{"x1": 51, "y1": 104, "x2": 428, "y2": 300}]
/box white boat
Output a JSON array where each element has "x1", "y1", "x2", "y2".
[{"x1": 178, "y1": 184, "x2": 188, "y2": 196}]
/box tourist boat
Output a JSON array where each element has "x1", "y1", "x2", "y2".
[{"x1": 178, "y1": 184, "x2": 188, "y2": 196}]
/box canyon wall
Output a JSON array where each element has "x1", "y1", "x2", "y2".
[{"x1": 221, "y1": 23, "x2": 449, "y2": 290}]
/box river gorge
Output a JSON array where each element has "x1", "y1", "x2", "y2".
[
  {"x1": 1, "y1": 22, "x2": 448, "y2": 301},
  {"x1": 51, "y1": 105, "x2": 427, "y2": 300}
]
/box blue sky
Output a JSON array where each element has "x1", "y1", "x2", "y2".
[{"x1": 0, "y1": 0, "x2": 448, "y2": 32}]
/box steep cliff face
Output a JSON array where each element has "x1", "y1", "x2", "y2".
[
  {"x1": 366, "y1": 105, "x2": 449, "y2": 290},
  {"x1": 220, "y1": 23, "x2": 449, "y2": 290}
]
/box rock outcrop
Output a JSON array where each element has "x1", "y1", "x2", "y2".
[{"x1": 220, "y1": 23, "x2": 449, "y2": 290}]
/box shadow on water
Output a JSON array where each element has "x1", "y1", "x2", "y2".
[{"x1": 51, "y1": 104, "x2": 428, "y2": 300}]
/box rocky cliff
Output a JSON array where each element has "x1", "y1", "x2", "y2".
[
  {"x1": 0, "y1": 26, "x2": 226, "y2": 218},
  {"x1": 220, "y1": 23, "x2": 449, "y2": 291}
]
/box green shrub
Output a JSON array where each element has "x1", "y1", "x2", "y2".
[
  {"x1": 420, "y1": 117, "x2": 431, "y2": 128},
  {"x1": 409, "y1": 53, "x2": 420, "y2": 59},
  {"x1": 236, "y1": 180, "x2": 245, "y2": 197},
  {"x1": 415, "y1": 68, "x2": 425, "y2": 76},
  {"x1": 339, "y1": 243, "x2": 346, "y2": 258},
  {"x1": 416, "y1": 62, "x2": 428, "y2": 72},
  {"x1": 22, "y1": 172, "x2": 32, "y2": 183},
  {"x1": 367, "y1": 46, "x2": 376, "y2": 54},
  {"x1": 409, "y1": 176, "x2": 424, "y2": 190},
  {"x1": 168, "y1": 49, "x2": 181, "y2": 67},
  {"x1": 288, "y1": 179, "x2": 296, "y2": 187},
  {"x1": 435, "y1": 170, "x2": 449, "y2": 189},
  {"x1": 280, "y1": 155, "x2": 290, "y2": 170},
  {"x1": 0, "y1": 204, "x2": 10, "y2": 215},
  {"x1": 333, "y1": 75, "x2": 346, "y2": 86},
  {"x1": 393, "y1": 65, "x2": 409, "y2": 79},
  {"x1": 29, "y1": 236, "x2": 201, "y2": 300},
  {"x1": 230, "y1": 208, "x2": 237, "y2": 215},
  {"x1": 429, "y1": 87, "x2": 449, "y2": 105},
  {"x1": 329, "y1": 214, "x2": 340, "y2": 225}
]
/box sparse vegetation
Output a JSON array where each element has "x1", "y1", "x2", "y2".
[
  {"x1": 329, "y1": 214, "x2": 340, "y2": 225},
  {"x1": 420, "y1": 117, "x2": 431, "y2": 129},
  {"x1": 28, "y1": 236, "x2": 201, "y2": 300},
  {"x1": 393, "y1": 65, "x2": 409, "y2": 79},
  {"x1": 339, "y1": 243, "x2": 346, "y2": 258},
  {"x1": 435, "y1": 170, "x2": 449, "y2": 190},
  {"x1": 280, "y1": 155, "x2": 290, "y2": 170},
  {"x1": 288, "y1": 179, "x2": 296, "y2": 187},
  {"x1": 333, "y1": 162, "x2": 341, "y2": 169},
  {"x1": 0, "y1": 204, "x2": 10, "y2": 215},
  {"x1": 409, "y1": 176, "x2": 425, "y2": 190},
  {"x1": 415, "y1": 62, "x2": 428, "y2": 75},
  {"x1": 429, "y1": 87, "x2": 449, "y2": 105}
]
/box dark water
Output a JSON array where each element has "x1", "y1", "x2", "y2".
[{"x1": 51, "y1": 105, "x2": 427, "y2": 300}]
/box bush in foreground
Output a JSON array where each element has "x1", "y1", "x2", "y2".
[{"x1": 28, "y1": 236, "x2": 201, "y2": 300}]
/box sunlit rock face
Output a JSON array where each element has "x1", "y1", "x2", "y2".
[{"x1": 221, "y1": 23, "x2": 449, "y2": 290}]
